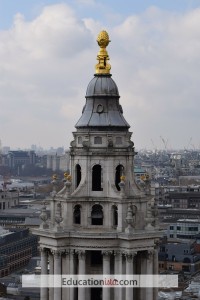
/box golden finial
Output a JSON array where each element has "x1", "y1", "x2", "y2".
[
  {"x1": 52, "y1": 174, "x2": 57, "y2": 180},
  {"x1": 66, "y1": 175, "x2": 72, "y2": 181},
  {"x1": 95, "y1": 30, "x2": 111, "y2": 74},
  {"x1": 64, "y1": 172, "x2": 68, "y2": 179},
  {"x1": 120, "y1": 175, "x2": 126, "y2": 182}
]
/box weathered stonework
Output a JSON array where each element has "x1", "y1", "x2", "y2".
[{"x1": 33, "y1": 31, "x2": 162, "y2": 300}]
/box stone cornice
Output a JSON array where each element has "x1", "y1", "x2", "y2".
[{"x1": 33, "y1": 228, "x2": 162, "y2": 240}]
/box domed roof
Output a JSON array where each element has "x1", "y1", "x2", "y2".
[
  {"x1": 75, "y1": 31, "x2": 130, "y2": 130},
  {"x1": 86, "y1": 74, "x2": 119, "y2": 98},
  {"x1": 75, "y1": 74, "x2": 130, "y2": 129}
]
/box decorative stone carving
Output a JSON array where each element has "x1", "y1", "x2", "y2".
[
  {"x1": 114, "y1": 250, "x2": 122, "y2": 257},
  {"x1": 51, "y1": 175, "x2": 58, "y2": 199},
  {"x1": 76, "y1": 250, "x2": 86, "y2": 260},
  {"x1": 51, "y1": 249, "x2": 65, "y2": 257},
  {"x1": 70, "y1": 140, "x2": 76, "y2": 148},
  {"x1": 146, "y1": 250, "x2": 154, "y2": 260},
  {"x1": 108, "y1": 139, "x2": 113, "y2": 148},
  {"x1": 102, "y1": 250, "x2": 113, "y2": 257},
  {"x1": 54, "y1": 202, "x2": 63, "y2": 232},
  {"x1": 40, "y1": 201, "x2": 49, "y2": 229},
  {"x1": 125, "y1": 203, "x2": 135, "y2": 233},
  {"x1": 39, "y1": 246, "x2": 48, "y2": 254},
  {"x1": 145, "y1": 199, "x2": 155, "y2": 230},
  {"x1": 82, "y1": 140, "x2": 90, "y2": 148},
  {"x1": 57, "y1": 173, "x2": 72, "y2": 199}
]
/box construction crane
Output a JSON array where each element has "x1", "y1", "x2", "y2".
[{"x1": 160, "y1": 136, "x2": 168, "y2": 151}]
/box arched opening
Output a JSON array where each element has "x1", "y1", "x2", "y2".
[
  {"x1": 92, "y1": 165, "x2": 102, "y2": 191},
  {"x1": 91, "y1": 205, "x2": 103, "y2": 225},
  {"x1": 75, "y1": 164, "x2": 81, "y2": 188},
  {"x1": 73, "y1": 205, "x2": 81, "y2": 224},
  {"x1": 115, "y1": 164, "x2": 124, "y2": 191},
  {"x1": 183, "y1": 257, "x2": 191, "y2": 263},
  {"x1": 112, "y1": 205, "x2": 118, "y2": 226}
]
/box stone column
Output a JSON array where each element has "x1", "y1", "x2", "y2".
[
  {"x1": 139, "y1": 251, "x2": 147, "y2": 300},
  {"x1": 40, "y1": 247, "x2": 48, "y2": 300},
  {"x1": 153, "y1": 247, "x2": 159, "y2": 300},
  {"x1": 78, "y1": 251, "x2": 86, "y2": 300},
  {"x1": 53, "y1": 250, "x2": 62, "y2": 300},
  {"x1": 102, "y1": 251, "x2": 112, "y2": 300},
  {"x1": 114, "y1": 251, "x2": 122, "y2": 300},
  {"x1": 125, "y1": 252, "x2": 136, "y2": 300},
  {"x1": 69, "y1": 250, "x2": 75, "y2": 300},
  {"x1": 63, "y1": 251, "x2": 70, "y2": 300},
  {"x1": 146, "y1": 250, "x2": 154, "y2": 300},
  {"x1": 49, "y1": 251, "x2": 54, "y2": 300}
]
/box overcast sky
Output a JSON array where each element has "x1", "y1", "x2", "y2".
[{"x1": 0, "y1": 0, "x2": 200, "y2": 150}]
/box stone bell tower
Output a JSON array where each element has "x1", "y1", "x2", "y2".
[{"x1": 33, "y1": 30, "x2": 161, "y2": 300}]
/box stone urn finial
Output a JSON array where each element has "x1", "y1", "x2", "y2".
[
  {"x1": 145, "y1": 199, "x2": 155, "y2": 230},
  {"x1": 54, "y1": 202, "x2": 63, "y2": 232},
  {"x1": 40, "y1": 202, "x2": 49, "y2": 229},
  {"x1": 125, "y1": 203, "x2": 135, "y2": 234},
  {"x1": 51, "y1": 174, "x2": 58, "y2": 199}
]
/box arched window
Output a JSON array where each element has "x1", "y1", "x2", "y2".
[
  {"x1": 75, "y1": 164, "x2": 81, "y2": 188},
  {"x1": 112, "y1": 205, "x2": 118, "y2": 226},
  {"x1": 91, "y1": 205, "x2": 103, "y2": 225},
  {"x1": 92, "y1": 164, "x2": 102, "y2": 191},
  {"x1": 73, "y1": 205, "x2": 81, "y2": 224},
  {"x1": 115, "y1": 164, "x2": 124, "y2": 191}
]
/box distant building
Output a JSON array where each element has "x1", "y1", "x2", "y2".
[
  {"x1": 46, "y1": 151, "x2": 70, "y2": 172},
  {"x1": 167, "y1": 219, "x2": 200, "y2": 239},
  {"x1": 0, "y1": 207, "x2": 42, "y2": 228},
  {"x1": 155, "y1": 185, "x2": 200, "y2": 209},
  {"x1": 0, "y1": 227, "x2": 38, "y2": 278},
  {"x1": 7, "y1": 151, "x2": 36, "y2": 169},
  {"x1": 0, "y1": 189, "x2": 19, "y2": 210},
  {"x1": 159, "y1": 239, "x2": 200, "y2": 274},
  {"x1": 134, "y1": 167, "x2": 146, "y2": 182}
]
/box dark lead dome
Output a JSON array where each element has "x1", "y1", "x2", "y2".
[
  {"x1": 75, "y1": 30, "x2": 130, "y2": 130},
  {"x1": 86, "y1": 74, "x2": 119, "y2": 97},
  {"x1": 75, "y1": 74, "x2": 130, "y2": 129}
]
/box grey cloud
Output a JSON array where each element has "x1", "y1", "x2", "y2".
[{"x1": 1, "y1": 4, "x2": 200, "y2": 150}]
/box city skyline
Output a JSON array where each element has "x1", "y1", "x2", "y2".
[{"x1": 0, "y1": 1, "x2": 200, "y2": 149}]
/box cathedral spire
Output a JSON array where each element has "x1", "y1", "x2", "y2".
[{"x1": 95, "y1": 30, "x2": 111, "y2": 74}]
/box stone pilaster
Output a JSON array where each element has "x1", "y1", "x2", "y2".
[
  {"x1": 153, "y1": 242, "x2": 159, "y2": 300},
  {"x1": 146, "y1": 250, "x2": 154, "y2": 300},
  {"x1": 53, "y1": 250, "x2": 63, "y2": 300},
  {"x1": 114, "y1": 251, "x2": 123, "y2": 300},
  {"x1": 49, "y1": 250, "x2": 54, "y2": 300},
  {"x1": 125, "y1": 252, "x2": 137, "y2": 300},
  {"x1": 40, "y1": 247, "x2": 48, "y2": 300},
  {"x1": 77, "y1": 250, "x2": 86, "y2": 300},
  {"x1": 62, "y1": 250, "x2": 70, "y2": 300},
  {"x1": 69, "y1": 250, "x2": 75, "y2": 300},
  {"x1": 102, "y1": 251, "x2": 112, "y2": 300},
  {"x1": 139, "y1": 251, "x2": 147, "y2": 300}
]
